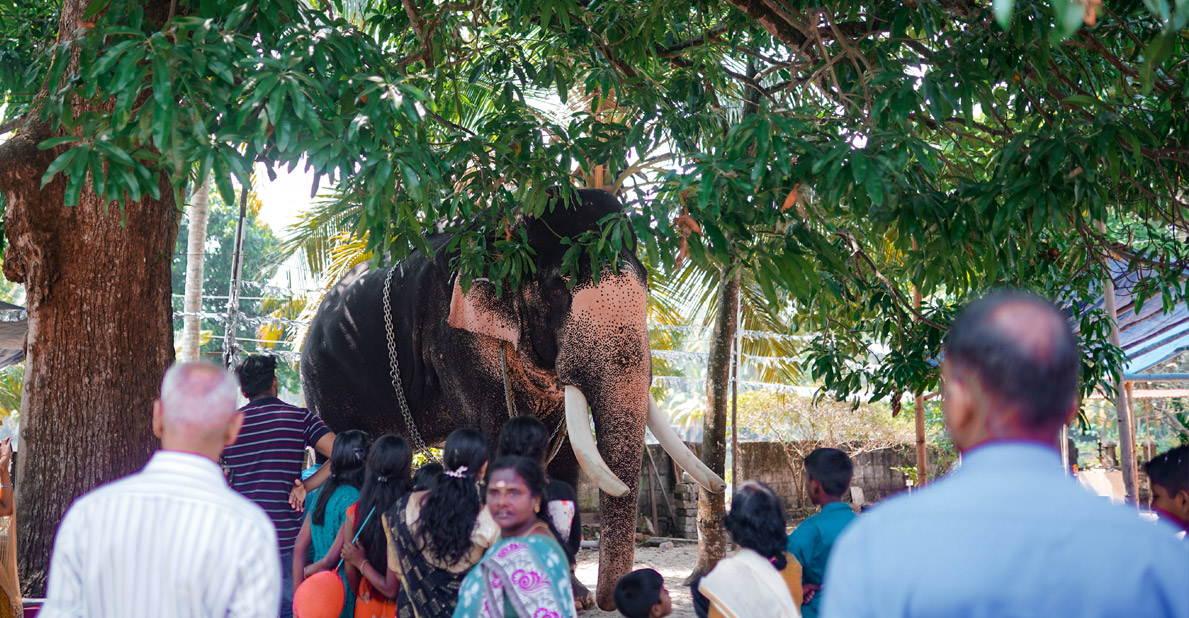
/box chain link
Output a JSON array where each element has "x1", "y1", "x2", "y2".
[{"x1": 383, "y1": 267, "x2": 433, "y2": 459}]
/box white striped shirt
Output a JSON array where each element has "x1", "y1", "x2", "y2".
[{"x1": 42, "y1": 450, "x2": 281, "y2": 618}]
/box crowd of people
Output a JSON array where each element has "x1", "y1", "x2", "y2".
[
  {"x1": 613, "y1": 291, "x2": 1189, "y2": 618},
  {"x1": 30, "y1": 289, "x2": 1189, "y2": 618}
]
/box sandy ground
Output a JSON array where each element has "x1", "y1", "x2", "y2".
[{"x1": 575, "y1": 543, "x2": 699, "y2": 617}]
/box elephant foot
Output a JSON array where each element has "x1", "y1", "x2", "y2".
[{"x1": 571, "y1": 573, "x2": 596, "y2": 610}]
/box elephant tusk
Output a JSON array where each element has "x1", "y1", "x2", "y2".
[
  {"x1": 564, "y1": 386, "x2": 630, "y2": 498},
  {"x1": 648, "y1": 396, "x2": 727, "y2": 493}
]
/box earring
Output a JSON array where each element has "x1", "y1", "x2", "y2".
[{"x1": 534, "y1": 503, "x2": 540, "y2": 513}]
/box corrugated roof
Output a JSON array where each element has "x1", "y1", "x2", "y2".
[{"x1": 1082, "y1": 259, "x2": 1189, "y2": 376}]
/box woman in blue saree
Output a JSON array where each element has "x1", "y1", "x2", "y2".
[{"x1": 454, "y1": 456, "x2": 576, "y2": 618}]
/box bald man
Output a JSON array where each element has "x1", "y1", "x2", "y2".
[
  {"x1": 821, "y1": 291, "x2": 1189, "y2": 618},
  {"x1": 42, "y1": 362, "x2": 280, "y2": 618}
]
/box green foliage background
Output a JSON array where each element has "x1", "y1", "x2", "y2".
[{"x1": 2, "y1": 0, "x2": 1186, "y2": 407}]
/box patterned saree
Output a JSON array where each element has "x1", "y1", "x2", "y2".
[
  {"x1": 390, "y1": 495, "x2": 470, "y2": 618},
  {"x1": 453, "y1": 524, "x2": 576, "y2": 618}
]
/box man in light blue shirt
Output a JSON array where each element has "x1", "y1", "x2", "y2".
[{"x1": 821, "y1": 291, "x2": 1189, "y2": 618}]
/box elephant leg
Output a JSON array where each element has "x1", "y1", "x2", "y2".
[{"x1": 597, "y1": 488, "x2": 640, "y2": 610}]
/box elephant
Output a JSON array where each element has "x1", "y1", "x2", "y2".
[{"x1": 300, "y1": 188, "x2": 724, "y2": 610}]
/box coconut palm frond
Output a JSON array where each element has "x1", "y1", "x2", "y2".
[
  {"x1": 256, "y1": 295, "x2": 309, "y2": 347},
  {"x1": 278, "y1": 193, "x2": 365, "y2": 275},
  {"x1": 0, "y1": 365, "x2": 22, "y2": 418}
]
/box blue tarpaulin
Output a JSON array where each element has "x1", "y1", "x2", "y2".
[{"x1": 1083, "y1": 260, "x2": 1189, "y2": 377}]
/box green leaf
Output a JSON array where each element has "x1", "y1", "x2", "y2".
[
  {"x1": 150, "y1": 48, "x2": 173, "y2": 110},
  {"x1": 63, "y1": 146, "x2": 91, "y2": 206},
  {"x1": 850, "y1": 155, "x2": 869, "y2": 185},
  {"x1": 994, "y1": 0, "x2": 1015, "y2": 30},
  {"x1": 1061, "y1": 95, "x2": 1107, "y2": 111},
  {"x1": 41, "y1": 149, "x2": 78, "y2": 189},
  {"x1": 865, "y1": 171, "x2": 884, "y2": 206},
  {"x1": 82, "y1": 0, "x2": 112, "y2": 19},
  {"x1": 37, "y1": 136, "x2": 81, "y2": 150},
  {"x1": 1139, "y1": 34, "x2": 1174, "y2": 94},
  {"x1": 89, "y1": 39, "x2": 139, "y2": 78},
  {"x1": 1052, "y1": 0, "x2": 1084, "y2": 41}
]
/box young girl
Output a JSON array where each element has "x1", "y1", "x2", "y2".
[
  {"x1": 293, "y1": 430, "x2": 369, "y2": 618},
  {"x1": 340, "y1": 435, "x2": 412, "y2": 618},
  {"x1": 454, "y1": 456, "x2": 577, "y2": 618}
]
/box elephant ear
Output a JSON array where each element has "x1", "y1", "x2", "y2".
[{"x1": 447, "y1": 278, "x2": 520, "y2": 347}]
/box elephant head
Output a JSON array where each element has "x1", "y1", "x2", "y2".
[{"x1": 445, "y1": 189, "x2": 725, "y2": 609}]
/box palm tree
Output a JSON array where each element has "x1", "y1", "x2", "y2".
[{"x1": 179, "y1": 175, "x2": 211, "y2": 362}]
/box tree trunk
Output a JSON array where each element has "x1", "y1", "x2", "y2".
[
  {"x1": 910, "y1": 251, "x2": 928, "y2": 486},
  {"x1": 686, "y1": 266, "x2": 740, "y2": 583},
  {"x1": 180, "y1": 176, "x2": 211, "y2": 362},
  {"x1": 1096, "y1": 221, "x2": 1138, "y2": 504},
  {"x1": 0, "y1": 0, "x2": 178, "y2": 593}
]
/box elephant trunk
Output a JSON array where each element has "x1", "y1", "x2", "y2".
[
  {"x1": 564, "y1": 386, "x2": 630, "y2": 497},
  {"x1": 579, "y1": 379, "x2": 648, "y2": 611},
  {"x1": 554, "y1": 268, "x2": 653, "y2": 610}
]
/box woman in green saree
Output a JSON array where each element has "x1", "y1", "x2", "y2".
[{"x1": 453, "y1": 456, "x2": 576, "y2": 618}]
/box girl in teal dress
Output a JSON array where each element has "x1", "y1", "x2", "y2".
[
  {"x1": 454, "y1": 456, "x2": 576, "y2": 618},
  {"x1": 294, "y1": 430, "x2": 369, "y2": 618}
]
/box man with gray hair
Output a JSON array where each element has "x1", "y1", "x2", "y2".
[{"x1": 42, "y1": 362, "x2": 280, "y2": 617}]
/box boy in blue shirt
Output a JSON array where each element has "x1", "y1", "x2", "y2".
[{"x1": 786, "y1": 448, "x2": 857, "y2": 618}]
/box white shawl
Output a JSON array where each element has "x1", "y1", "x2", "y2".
[{"x1": 700, "y1": 548, "x2": 800, "y2": 618}]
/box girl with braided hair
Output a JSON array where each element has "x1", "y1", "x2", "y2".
[{"x1": 293, "y1": 430, "x2": 369, "y2": 618}]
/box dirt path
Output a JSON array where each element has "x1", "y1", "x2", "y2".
[{"x1": 575, "y1": 544, "x2": 699, "y2": 617}]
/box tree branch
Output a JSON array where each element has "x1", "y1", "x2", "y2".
[
  {"x1": 836, "y1": 229, "x2": 947, "y2": 331},
  {"x1": 659, "y1": 24, "x2": 731, "y2": 57}
]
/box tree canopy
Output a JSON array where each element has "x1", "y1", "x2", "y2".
[{"x1": 4, "y1": 0, "x2": 1187, "y2": 402}]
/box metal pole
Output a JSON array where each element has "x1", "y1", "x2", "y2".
[
  {"x1": 222, "y1": 185, "x2": 249, "y2": 369},
  {"x1": 1096, "y1": 220, "x2": 1138, "y2": 504},
  {"x1": 1059, "y1": 425, "x2": 1070, "y2": 476}
]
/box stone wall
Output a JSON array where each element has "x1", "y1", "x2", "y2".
[{"x1": 576, "y1": 440, "x2": 938, "y2": 540}]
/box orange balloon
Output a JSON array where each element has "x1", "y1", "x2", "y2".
[{"x1": 293, "y1": 571, "x2": 346, "y2": 618}]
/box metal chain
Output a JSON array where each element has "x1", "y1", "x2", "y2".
[
  {"x1": 383, "y1": 267, "x2": 433, "y2": 459},
  {"x1": 499, "y1": 341, "x2": 566, "y2": 465}
]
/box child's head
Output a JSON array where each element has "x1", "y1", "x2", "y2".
[
  {"x1": 497, "y1": 414, "x2": 550, "y2": 463},
  {"x1": 804, "y1": 448, "x2": 853, "y2": 505},
  {"x1": 412, "y1": 461, "x2": 443, "y2": 491},
  {"x1": 1144, "y1": 445, "x2": 1189, "y2": 529},
  {"x1": 613, "y1": 568, "x2": 671, "y2": 618},
  {"x1": 310, "y1": 430, "x2": 369, "y2": 525},
  {"x1": 723, "y1": 481, "x2": 788, "y2": 571}
]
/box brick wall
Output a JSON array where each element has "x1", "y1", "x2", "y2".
[{"x1": 576, "y1": 440, "x2": 939, "y2": 539}]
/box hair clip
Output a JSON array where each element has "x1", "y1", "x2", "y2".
[
  {"x1": 444, "y1": 465, "x2": 468, "y2": 478},
  {"x1": 376, "y1": 475, "x2": 388, "y2": 483}
]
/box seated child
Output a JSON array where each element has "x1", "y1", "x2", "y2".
[
  {"x1": 786, "y1": 448, "x2": 857, "y2": 618},
  {"x1": 1144, "y1": 445, "x2": 1188, "y2": 537},
  {"x1": 614, "y1": 568, "x2": 672, "y2": 618}
]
